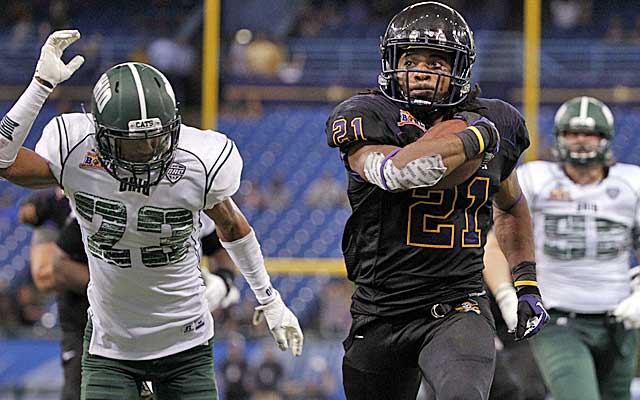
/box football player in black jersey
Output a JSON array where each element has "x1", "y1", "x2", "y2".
[
  {"x1": 324, "y1": 3, "x2": 549, "y2": 399},
  {"x1": 19, "y1": 190, "x2": 88, "y2": 400}
]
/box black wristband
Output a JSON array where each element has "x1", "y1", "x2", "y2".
[
  {"x1": 456, "y1": 128, "x2": 482, "y2": 160},
  {"x1": 512, "y1": 261, "x2": 538, "y2": 290}
]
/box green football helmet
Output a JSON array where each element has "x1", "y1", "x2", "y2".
[
  {"x1": 552, "y1": 96, "x2": 614, "y2": 166},
  {"x1": 90, "y1": 62, "x2": 181, "y2": 186}
]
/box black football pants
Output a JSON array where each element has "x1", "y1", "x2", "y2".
[
  {"x1": 342, "y1": 297, "x2": 496, "y2": 400},
  {"x1": 61, "y1": 330, "x2": 84, "y2": 400}
]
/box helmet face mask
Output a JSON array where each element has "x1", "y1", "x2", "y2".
[
  {"x1": 552, "y1": 96, "x2": 614, "y2": 166},
  {"x1": 91, "y1": 62, "x2": 181, "y2": 187},
  {"x1": 378, "y1": 2, "x2": 476, "y2": 109},
  {"x1": 96, "y1": 117, "x2": 180, "y2": 185}
]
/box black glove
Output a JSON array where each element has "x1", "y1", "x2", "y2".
[
  {"x1": 511, "y1": 261, "x2": 550, "y2": 341},
  {"x1": 514, "y1": 285, "x2": 549, "y2": 340}
]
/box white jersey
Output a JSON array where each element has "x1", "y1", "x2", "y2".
[
  {"x1": 518, "y1": 160, "x2": 640, "y2": 313},
  {"x1": 35, "y1": 113, "x2": 242, "y2": 360}
]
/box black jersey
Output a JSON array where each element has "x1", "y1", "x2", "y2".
[
  {"x1": 325, "y1": 93, "x2": 529, "y2": 317},
  {"x1": 55, "y1": 217, "x2": 89, "y2": 334}
]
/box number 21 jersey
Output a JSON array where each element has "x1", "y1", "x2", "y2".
[{"x1": 325, "y1": 93, "x2": 530, "y2": 317}]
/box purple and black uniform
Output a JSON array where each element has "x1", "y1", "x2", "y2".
[
  {"x1": 326, "y1": 93, "x2": 529, "y2": 317},
  {"x1": 325, "y1": 92, "x2": 530, "y2": 400}
]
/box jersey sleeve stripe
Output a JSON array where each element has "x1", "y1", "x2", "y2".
[
  {"x1": 55, "y1": 117, "x2": 64, "y2": 171},
  {"x1": 59, "y1": 133, "x2": 94, "y2": 188},
  {"x1": 204, "y1": 140, "x2": 235, "y2": 202},
  {"x1": 205, "y1": 139, "x2": 232, "y2": 189},
  {"x1": 60, "y1": 115, "x2": 70, "y2": 156},
  {"x1": 208, "y1": 140, "x2": 234, "y2": 184},
  {"x1": 206, "y1": 138, "x2": 232, "y2": 178}
]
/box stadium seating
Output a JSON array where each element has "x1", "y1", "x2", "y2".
[
  {"x1": 2, "y1": 103, "x2": 640, "y2": 399},
  {"x1": 2, "y1": 102, "x2": 640, "y2": 290}
]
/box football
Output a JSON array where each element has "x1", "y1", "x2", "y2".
[{"x1": 419, "y1": 119, "x2": 483, "y2": 188}]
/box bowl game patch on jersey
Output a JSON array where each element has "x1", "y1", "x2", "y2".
[
  {"x1": 398, "y1": 110, "x2": 426, "y2": 132},
  {"x1": 79, "y1": 150, "x2": 104, "y2": 170}
]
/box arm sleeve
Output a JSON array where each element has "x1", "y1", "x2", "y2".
[{"x1": 204, "y1": 140, "x2": 243, "y2": 209}]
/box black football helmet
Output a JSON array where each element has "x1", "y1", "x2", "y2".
[{"x1": 379, "y1": 2, "x2": 476, "y2": 108}]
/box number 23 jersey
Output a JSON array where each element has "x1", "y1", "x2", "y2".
[
  {"x1": 35, "y1": 113, "x2": 242, "y2": 360},
  {"x1": 326, "y1": 93, "x2": 530, "y2": 317}
]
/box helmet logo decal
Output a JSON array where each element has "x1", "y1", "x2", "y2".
[
  {"x1": 93, "y1": 74, "x2": 112, "y2": 113},
  {"x1": 128, "y1": 118, "x2": 162, "y2": 132}
]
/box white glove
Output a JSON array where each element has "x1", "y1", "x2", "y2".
[
  {"x1": 202, "y1": 268, "x2": 240, "y2": 312},
  {"x1": 34, "y1": 30, "x2": 85, "y2": 88},
  {"x1": 252, "y1": 289, "x2": 304, "y2": 356},
  {"x1": 613, "y1": 292, "x2": 640, "y2": 329},
  {"x1": 494, "y1": 282, "x2": 518, "y2": 332},
  {"x1": 614, "y1": 266, "x2": 640, "y2": 329}
]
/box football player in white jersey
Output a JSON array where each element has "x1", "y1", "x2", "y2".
[
  {"x1": 0, "y1": 30, "x2": 303, "y2": 400},
  {"x1": 485, "y1": 96, "x2": 640, "y2": 400}
]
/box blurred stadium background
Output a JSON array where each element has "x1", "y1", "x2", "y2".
[{"x1": 1, "y1": 0, "x2": 640, "y2": 399}]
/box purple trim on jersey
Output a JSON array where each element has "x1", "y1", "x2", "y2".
[
  {"x1": 340, "y1": 151, "x2": 365, "y2": 182},
  {"x1": 498, "y1": 192, "x2": 523, "y2": 213},
  {"x1": 470, "y1": 116, "x2": 494, "y2": 127},
  {"x1": 380, "y1": 149, "x2": 401, "y2": 191},
  {"x1": 349, "y1": 170, "x2": 365, "y2": 182}
]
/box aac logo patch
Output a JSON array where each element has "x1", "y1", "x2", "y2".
[
  {"x1": 166, "y1": 162, "x2": 186, "y2": 183},
  {"x1": 606, "y1": 187, "x2": 620, "y2": 199}
]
